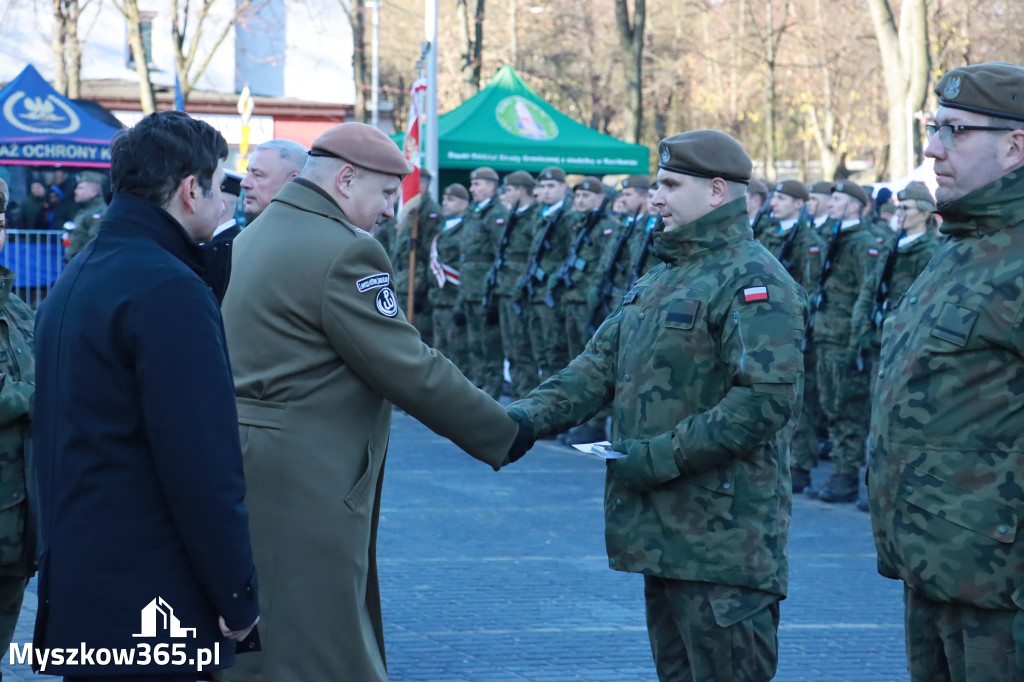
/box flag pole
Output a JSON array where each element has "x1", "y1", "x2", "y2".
[{"x1": 424, "y1": 0, "x2": 438, "y2": 200}]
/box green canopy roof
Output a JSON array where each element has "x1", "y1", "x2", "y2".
[{"x1": 417, "y1": 66, "x2": 649, "y2": 175}]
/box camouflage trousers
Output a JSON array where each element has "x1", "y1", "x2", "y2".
[
  {"x1": 525, "y1": 301, "x2": 568, "y2": 381},
  {"x1": 0, "y1": 575, "x2": 26, "y2": 660},
  {"x1": 903, "y1": 585, "x2": 1024, "y2": 682},
  {"x1": 432, "y1": 305, "x2": 470, "y2": 376},
  {"x1": 498, "y1": 295, "x2": 538, "y2": 398},
  {"x1": 464, "y1": 302, "x2": 504, "y2": 399},
  {"x1": 791, "y1": 340, "x2": 826, "y2": 471},
  {"x1": 816, "y1": 343, "x2": 870, "y2": 477},
  {"x1": 644, "y1": 577, "x2": 780, "y2": 682}
]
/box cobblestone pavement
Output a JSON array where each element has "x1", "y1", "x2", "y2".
[{"x1": 4, "y1": 410, "x2": 907, "y2": 681}]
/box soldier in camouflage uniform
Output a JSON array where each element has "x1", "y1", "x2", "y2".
[
  {"x1": 869, "y1": 62, "x2": 1024, "y2": 682},
  {"x1": 373, "y1": 212, "x2": 397, "y2": 256},
  {"x1": 508, "y1": 131, "x2": 806, "y2": 681},
  {"x1": 806, "y1": 180, "x2": 834, "y2": 236},
  {"x1": 745, "y1": 178, "x2": 771, "y2": 239},
  {"x1": 589, "y1": 175, "x2": 655, "y2": 323},
  {"x1": 549, "y1": 177, "x2": 618, "y2": 444},
  {"x1": 761, "y1": 181, "x2": 826, "y2": 493},
  {"x1": 809, "y1": 181, "x2": 880, "y2": 503},
  {"x1": 392, "y1": 169, "x2": 443, "y2": 346},
  {"x1": 0, "y1": 180, "x2": 35, "y2": 659},
  {"x1": 517, "y1": 167, "x2": 573, "y2": 382},
  {"x1": 494, "y1": 171, "x2": 541, "y2": 397},
  {"x1": 429, "y1": 184, "x2": 471, "y2": 373},
  {"x1": 458, "y1": 167, "x2": 508, "y2": 398},
  {"x1": 63, "y1": 171, "x2": 108, "y2": 263}
]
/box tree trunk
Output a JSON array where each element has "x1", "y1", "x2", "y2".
[
  {"x1": 121, "y1": 0, "x2": 157, "y2": 113},
  {"x1": 614, "y1": 0, "x2": 645, "y2": 144},
  {"x1": 51, "y1": 0, "x2": 69, "y2": 96},
  {"x1": 865, "y1": 0, "x2": 930, "y2": 180}
]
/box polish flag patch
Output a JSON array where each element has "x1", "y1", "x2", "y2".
[
  {"x1": 868, "y1": 248, "x2": 880, "y2": 257},
  {"x1": 809, "y1": 246, "x2": 820, "y2": 254},
  {"x1": 743, "y1": 286, "x2": 769, "y2": 303}
]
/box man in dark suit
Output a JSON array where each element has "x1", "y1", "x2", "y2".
[{"x1": 33, "y1": 111, "x2": 259, "y2": 680}]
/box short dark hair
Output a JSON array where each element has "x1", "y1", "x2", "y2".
[{"x1": 110, "y1": 111, "x2": 228, "y2": 207}]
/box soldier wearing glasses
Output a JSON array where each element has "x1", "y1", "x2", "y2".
[{"x1": 869, "y1": 62, "x2": 1024, "y2": 681}]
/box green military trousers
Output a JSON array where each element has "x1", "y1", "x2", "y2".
[{"x1": 644, "y1": 576, "x2": 780, "y2": 682}]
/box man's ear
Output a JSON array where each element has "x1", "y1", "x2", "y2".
[
  {"x1": 335, "y1": 164, "x2": 358, "y2": 198},
  {"x1": 179, "y1": 175, "x2": 199, "y2": 213},
  {"x1": 708, "y1": 177, "x2": 730, "y2": 208},
  {"x1": 1002, "y1": 129, "x2": 1024, "y2": 172}
]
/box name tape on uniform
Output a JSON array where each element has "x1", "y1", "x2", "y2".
[{"x1": 356, "y1": 273, "x2": 391, "y2": 293}]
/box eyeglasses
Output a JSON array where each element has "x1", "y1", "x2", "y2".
[{"x1": 925, "y1": 123, "x2": 1014, "y2": 148}]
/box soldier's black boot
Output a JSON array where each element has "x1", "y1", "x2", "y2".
[
  {"x1": 791, "y1": 468, "x2": 811, "y2": 494},
  {"x1": 819, "y1": 473, "x2": 859, "y2": 503}
]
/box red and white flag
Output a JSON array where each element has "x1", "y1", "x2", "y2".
[{"x1": 400, "y1": 78, "x2": 427, "y2": 210}]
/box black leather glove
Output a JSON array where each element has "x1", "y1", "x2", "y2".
[
  {"x1": 452, "y1": 309, "x2": 467, "y2": 327},
  {"x1": 485, "y1": 304, "x2": 500, "y2": 326},
  {"x1": 506, "y1": 414, "x2": 535, "y2": 464}
]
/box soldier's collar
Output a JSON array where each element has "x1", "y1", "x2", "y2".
[{"x1": 938, "y1": 167, "x2": 1024, "y2": 236}]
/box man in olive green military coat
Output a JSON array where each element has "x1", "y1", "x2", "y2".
[
  {"x1": 510, "y1": 131, "x2": 806, "y2": 681},
  {"x1": 219, "y1": 123, "x2": 527, "y2": 682},
  {"x1": 63, "y1": 171, "x2": 108, "y2": 263},
  {"x1": 870, "y1": 62, "x2": 1024, "y2": 682}
]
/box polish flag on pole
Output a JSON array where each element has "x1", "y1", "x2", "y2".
[{"x1": 400, "y1": 78, "x2": 428, "y2": 210}]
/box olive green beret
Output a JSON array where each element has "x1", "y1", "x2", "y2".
[
  {"x1": 419, "y1": 167, "x2": 432, "y2": 181},
  {"x1": 897, "y1": 181, "x2": 935, "y2": 209},
  {"x1": 443, "y1": 183, "x2": 469, "y2": 201},
  {"x1": 574, "y1": 176, "x2": 604, "y2": 193},
  {"x1": 774, "y1": 180, "x2": 808, "y2": 201},
  {"x1": 78, "y1": 171, "x2": 107, "y2": 186},
  {"x1": 878, "y1": 201, "x2": 896, "y2": 217},
  {"x1": 310, "y1": 122, "x2": 414, "y2": 176},
  {"x1": 538, "y1": 167, "x2": 566, "y2": 183},
  {"x1": 808, "y1": 181, "x2": 834, "y2": 196},
  {"x1": 657, "y1": 130, "x2": 752, "y2": 185},
  {"x1": 746, "y1": 178, "x2": 769, "y2": 197},
  {"x1": 936, "y1": 62, "x2": 1024, "y2": 123},
  {"x1": 620, "y1": 174, "x2": 650, "y2": 191},
  {"x1": 470, "y1": 167, "x2": 499, "y2": 182},
  {"x1": 833, "y1": 180, "x2": 869, "y2": 206},
  {"x1": 503, "y1": 170, "x2": 535, "y2": 189},
  {"x1": 0, "y1": 178, "x2": 7, "y2": 214}
]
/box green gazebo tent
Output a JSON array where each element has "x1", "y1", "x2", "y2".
[{"x1": 401, "y1": 66, "x2": 649, "y2": 176}]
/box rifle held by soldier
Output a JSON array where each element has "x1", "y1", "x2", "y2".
[
  {"x1": 512, "y1": 201, "x2": 565, "y2": 315},
  {"x1": 481, "y1": 200, "x2": 519, "y2": 308},
  {"x1": 544, "y1": 194, "x2": 611, "y2": 308},
  {"x1": 585, "y1": 206, "x2": 642, "y2": 335}
]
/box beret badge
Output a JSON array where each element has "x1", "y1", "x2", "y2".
[{"x1": 943, "y1": 75, "x2": 962, "y2": 100}]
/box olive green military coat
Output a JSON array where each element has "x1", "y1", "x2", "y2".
[{"x1": 218, "y1": 180, "x2": 518, "y2": 682}]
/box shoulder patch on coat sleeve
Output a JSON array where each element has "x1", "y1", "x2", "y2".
[
  {"x1": 376, "y1": 288, "x2": 399, "y2": 317},
  {"x1": 868, "y1": 248, "x2": 880, "y2": 257},
  {"x1": 356, "y1": 273, "x2": 391, "y2": 293}
]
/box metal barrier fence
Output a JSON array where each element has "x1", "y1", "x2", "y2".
[{"x1": 0, "y1": 229, "x2": 65, "y2": 308}]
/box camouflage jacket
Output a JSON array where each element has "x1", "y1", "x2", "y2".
[
  {"x1": 392, "y1": 197, "x2": 443, "y2": 302},
  {"x1": 458, "y1": 197, "x2": 509, "y2": 303},
  {"x1": 374, "y1": 216, "x2": 397, "y2": 256},
  {"x1": 869, "y1": 169, "x2": 1024, "y2": 610},
  {"x1": 812, "y1": 221, "x2": 882, "y2": 347},
  {"x1": 509, "y1": 199, "x2": 807, "y2": 595},
  {"x1": 758, "y1": 218, "x2": 825, "y2": 292},
  {"x1": 64, "y1": 195, "x2": 107, "y2": 263},
  {"x1": 427, "y1": 214, "x2": 465, "y2": 308},
  {"x1": 592, "y1": 212, "x2": 655, "y2": 306},
  {"x1": 494, "y1": 202, "x2": 540, "y2": 297},
  {"x1": 552, "y1": 210, "x2": 619, "y2": 305},
  {"x1": 0, "y1": 266, "x2": 34, "y2": 576},
  {"x1": 523, "y1": 202, "x2": 575, "y2": 305},
  {"x1": 849, "y1": 231, "x2": 940, "y2": 351}
]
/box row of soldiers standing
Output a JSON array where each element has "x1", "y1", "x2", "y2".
[
  {"x1": 376, "y1": 165, "x2": 942, "y2": 490},
  {"x1": 747, "y1": 177, "x2": 940, "y2": 505}
]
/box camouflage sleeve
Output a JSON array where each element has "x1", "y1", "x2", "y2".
[
  {"x1": 508, "y1": 313, "x2": 621, "y2": 437},
  {"x1": 850, "y1": 264, "x2": 881, "y2": 351},
  {"x1": 659, "y1": 277, "x2": 807, "y2": 476},
  {"x1": 0, "y1": 380, "x2": 33, "y2": 427}
]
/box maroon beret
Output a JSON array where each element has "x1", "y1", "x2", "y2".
[{"x1": 310, "y1": 122, "x2": 414, "y2": 176}]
